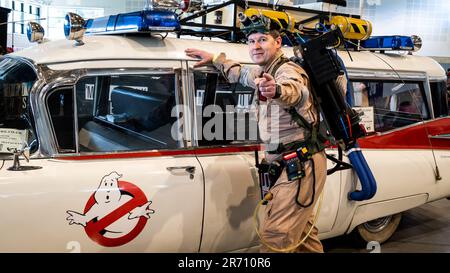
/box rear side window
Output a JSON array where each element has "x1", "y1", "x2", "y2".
[{"x1": 352, "y1": 81, "x2": 430, "y2": 133}]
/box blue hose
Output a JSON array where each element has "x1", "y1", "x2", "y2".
[
  {"x1": 356, "y1": 145, "x2": 377, "y2": 198},
  {"x1": 347, "y1": 142, "x2": 378, "y2": 201},
  {"x1": 347, "y1": 149, "x2": 372, "y2": 201}
]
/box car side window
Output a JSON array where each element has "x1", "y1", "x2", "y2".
[
  {"x1": 0, "y1": 57, "x2": 39, "y2": 153},
  {"x1": 193, "y1": 71, "x2": 259, "y2": 146},
  {"x1": 352, "y1": 80, "x2": 430, "y2": 133},
  {"x1": 75, "y1": 73, "x2": 180, "y2": 153}
]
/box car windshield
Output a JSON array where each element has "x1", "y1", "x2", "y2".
[{"x1": 0, "y1": 57, "x2": 37, "y2": 154}]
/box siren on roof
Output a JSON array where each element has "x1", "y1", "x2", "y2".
[
  {"x1": 361, "y1": 35, "x2": 422, "y2": 52},
  {"x1": 84, "y1": 9, "x2": 180, "y2": 35}
]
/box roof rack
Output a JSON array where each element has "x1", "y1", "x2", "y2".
[
  {"x1": 176, "y1": 0, "x2": 361, "y2": 42},
  {"x1": 57, "y1": 0, "x2": 422, "y2": 53}
]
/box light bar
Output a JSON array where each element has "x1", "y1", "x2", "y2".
[
  {"x1": 361, "y1": 35, "x2": 421, "y2": 52},
  {"x1": 85, "y1": 10, "x2": 180, "y2": 35}
]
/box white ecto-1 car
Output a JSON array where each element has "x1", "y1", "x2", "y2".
[{"x1": 0, "y1": 34, "x2": 449, "y2": 252}]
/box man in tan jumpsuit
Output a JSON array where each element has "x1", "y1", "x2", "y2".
[{"x1": 185, "y1": 17, "x2": 341, "y2": 253}]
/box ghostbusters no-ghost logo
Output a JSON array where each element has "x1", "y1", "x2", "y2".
[{"x1": 66, "y1": 172, "x2": 155, "y2": 247}]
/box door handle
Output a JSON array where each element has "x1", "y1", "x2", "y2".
[
  {"x1": 429, "y1": 133, "x2": 450, "y2": 140},
  {"x1": 166, "y1": 166, "x2": 196, "y2": 179}
]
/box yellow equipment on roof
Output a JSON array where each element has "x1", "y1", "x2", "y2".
[
  {"x1": 243, "y1": 8, "x2": 296, "y2": 33},
  {"x1": 328, "y1": 16, "x2": 372, "y2": 40}
]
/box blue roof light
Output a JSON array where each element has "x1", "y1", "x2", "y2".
[
  {"x1": 361, "y1": 36, "x2": 417, "y2": 51},
  {"x1": 64, "y1": 15, "x2": 71, "y2": 38},
  {"x1": 85, "y1": 10, "x2": 180, "y2": 35}
]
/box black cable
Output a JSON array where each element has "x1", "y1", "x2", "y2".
[
  {"x1": 343, "y1": 41, "x2": 354, "y2": 62},
  {"x1": 326, "y1": 146, "x2": 353, "y2": 175},
  {"x1": 0, "y1": 160, "x2": 4, "y2": 170},
  {"x1": 295, "y1": 158, "x2": 316, "y2": 208},
  {"x1": 194, "y1": 155, "x2": 206, "y2": 253}
]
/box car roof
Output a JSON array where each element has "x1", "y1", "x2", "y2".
[{"x1": 12, "y1": 35, "x2": 446, "y2": 79}]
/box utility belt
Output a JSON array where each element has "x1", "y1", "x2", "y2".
[
  {"x1": 258, "y1": 139, "x2": 324, "y2": 203},
  {"x1": 267, "y1": 138, "x2": 327, "y2": 155}
]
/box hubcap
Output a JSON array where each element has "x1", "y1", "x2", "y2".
[{"x1": 363, "y1": 215, "x2": 392, "y2": 233}]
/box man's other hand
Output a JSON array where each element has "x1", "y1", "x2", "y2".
[
  {"x1": 256, "y1": 73, "x2": 277, "y2": 99},
  {"x1": 185, "y1": 48, "x2": 214, "y2": 67}
]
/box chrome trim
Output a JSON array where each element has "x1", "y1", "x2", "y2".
[
  {"x1": 31, "y1": 64, "x2": 86, "y2": 157},
  {"x1": 83, "y1": 67, "x2": 179, "y2": 76},
  {"x1": 39, "y1": 69, "x2": 85, "y2": 155},
  {"x1": 363, "y1": 215, "x2": 393, "y2": 233},
  {"x1": 42, "y1": 58, "x2": 197, "y2": 67},
  {"x1": 370, "y1": 117, "x2": 449, "y2": 137},
  {"x1": 429, "y1": 76, "x2": 447, "y2": 82},
  {"x1": 423, "y1": 74, "x2": 435, "y2": 119},
  {"x1": 188, "y1": 64, "x2": 223, "y2": 147},
  {"x1": 194, "y1": 150, "x2": 259, "y2": 158},
  {"x1": 174, "y1": 67, "x2": 188, "y2": 148},
  {"x1": 347, "y1": 69, "x2": 427, "y2": 81},
  {"x1": 166, "y1": 166, "x2": 196, "y2": 173},
  {"x1": 52, "y1": 148, "x2": 196, "y2": 159},
  {"x1": 429, "y1": 134, "x2": 450, "y2": 140},
  {"x1": 187, "y1": 63, "x2": 199, "y2": 148},
  {"x1": 73, "y1": 84, "x2": 79, "y2": 154}
]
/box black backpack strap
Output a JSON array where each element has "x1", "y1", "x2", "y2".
[
  {"x1": 268, "y1": 56, "x2": 331, "y2": 154},
  {"x1": 268, "y1": 56, "x2": 291, "y2": 78}
]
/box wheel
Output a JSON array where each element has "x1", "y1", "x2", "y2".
[{"x1": 355, "y1": 213, "x2": 402, "y2": 244}]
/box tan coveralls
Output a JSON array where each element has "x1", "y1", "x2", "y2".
[{"x1": 213, "y1": 51, "x2": 342, "y2": 253}]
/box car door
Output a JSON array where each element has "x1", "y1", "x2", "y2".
[
  {"x1": 0, "y1": 61, "x2": 204, "y2": 252},
  {"x1": 190, "y1": 65, "x2": 342, "y2": 251},
  {"x1": 350, "y1": 77, "x2": 439, "y2": 202},
  {"x1": 189, "y1": 66, "x2": 262, "y2": 252}
]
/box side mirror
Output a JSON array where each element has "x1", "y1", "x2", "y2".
[{"x1": 7, "y1": 147, "x2": 41, "y2": 171}]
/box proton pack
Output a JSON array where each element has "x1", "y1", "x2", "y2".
[{"x1": 243, "y1": 12, "x2": 377, "y2": 204}]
